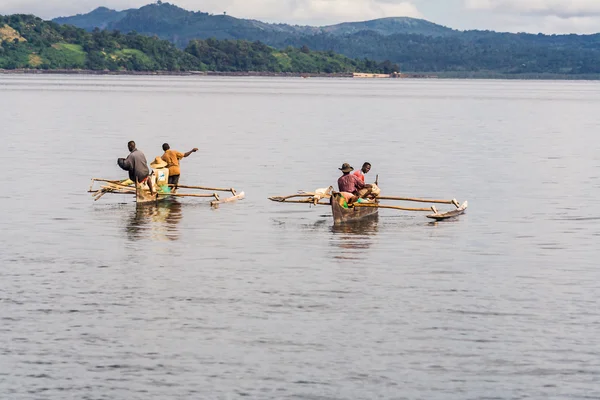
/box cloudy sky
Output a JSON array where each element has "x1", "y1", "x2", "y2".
[{"x1": 1, "y1": 0, "x2": 600, "y2": 34}]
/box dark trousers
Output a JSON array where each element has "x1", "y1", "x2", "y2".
[{"x1": 168, "y1": 174, "x2": 180, "y2": 186}]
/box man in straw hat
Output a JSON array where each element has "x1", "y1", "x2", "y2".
[
  {"x1": 337, "y1": 162, "x2": 374, "y2": 203},
  {"x1": 161, "y1": 143, "x2": 198, "y2": 188},
  {"x1": 150, "y1": 156, "x2": 170, "y2": 191},
  {"x1": 118, "y1": 140, "x2": 155, "y2": 194}
]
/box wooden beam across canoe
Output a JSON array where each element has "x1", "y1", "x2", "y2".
[
  {"x1": 352, "y1": 203, "x2": 435, "y2": 212},
  {"x1": 169, "y1": 184, "x2": 237, "y2": 195},
  {"x1": 163, "y1": 192, "x2": 218, "y2": 198},
  {"x1": 270, "y1": 199, "x2": 330, "y2": 206},
  {"x1": 269, "y1": 194, "x2": 315, "y2": 202},
  {"x1": 376, "y1": 196, "x2": 459, "y2": 206}
]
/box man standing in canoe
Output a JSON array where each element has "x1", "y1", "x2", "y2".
[
  {"x1": 161, "y1": 143, "x2": 198, "y2": 188},
  {"x1": 337, "y1": 163, "x2": 373, "y2": 203},
  {"x1": 353, "y1": 162, "x2": 371, "y2": 183},
  {"x1": 117, "y1": 140, "x2": 155, "y2": 194}
]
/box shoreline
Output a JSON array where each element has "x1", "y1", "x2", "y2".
[
  {"x1": 0, "y1": 69, "x2": 352, "y2": 78},
  {"x1": 1, "y1": 69, "x2": 599, "y2": 80},
  {"x1": 0, "y1": 69, "x2": 436, "y2": 79}
]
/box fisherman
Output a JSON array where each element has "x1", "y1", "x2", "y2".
[
  {"x1": 337, "y1": 162, "x2": 373, "y2": 203},
  {"x1": 161, "y1": 143, "x2": 198, "y2": 188},
  {"x1": 117, "y1": 140, "x2": 155, "y2": 194},
  {"x1": 353, "y1": 162, "x2": 371, "y2": 183},
  {"x1": 149, "y1": 156, "x2": 170, "y2": 191}
]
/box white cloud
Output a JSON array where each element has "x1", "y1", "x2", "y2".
[
  {"x1": 287, "y1": 0, "x2": 422, "y2": 22},
  {"x1": 464, "y1": 0, "x2": 600, "y2": 18},
  {"x1": 505, "y1": 15, "x2": 600, "y2": 33},
  {"x1": 461, "y1": 0, "x2": 600, "y2": 34},
  {"x1": 0, "y1": 0, "x2": 421, "y2": 24}
]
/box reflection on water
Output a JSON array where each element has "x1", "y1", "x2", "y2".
[
  {"x1": 126, "y1": 200, "x2": 183, "y2": 241},
  {"x1": 330, "y1": 215, "x2": 379, "y2": 260}
]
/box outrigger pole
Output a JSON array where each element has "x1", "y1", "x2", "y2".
[
  {"x1": 376, "y1": 196, "x2": 460, "y2": 207},
  {"x1": 168, "y1": 184, "x2": 238, "y2": 195},
  {"x1": 88, "y1": 178, "x2": 245, "y2": 206}
]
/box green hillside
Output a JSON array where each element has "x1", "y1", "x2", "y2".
[
  {"x1": 0, "y1": 14, "x2": 398, "y2": 73},
  {"x1": 50, "y1": 2, "x2": 600, "y2": 77}
]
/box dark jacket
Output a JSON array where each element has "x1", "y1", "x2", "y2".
[{"x1": 118, "y1": 149, "x2": 150, "y2": 182}]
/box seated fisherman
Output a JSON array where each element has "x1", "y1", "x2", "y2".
[
  {"x1": 353, "y1": 162, "x2": 371, "y2": 183},
  {"x1": 337, "y1": 163, "x2": 373, "y2": 203},
  {"x1": 149, "y1": 156, "x2": 170, "y2": 192}
]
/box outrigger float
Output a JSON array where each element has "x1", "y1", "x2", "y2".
[
  {"x1": 269, "y1": 186, "x2": 467, "y2": 223},
  {"x1": 89, "y1": 178, "x2": 245, "y2": 207}
]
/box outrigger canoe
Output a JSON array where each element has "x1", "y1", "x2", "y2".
[
  {"x1": 89, "y1": 178, "x2": 245, "y2": 206},
  {"x1": 269, "y1": 187, "x2": 467, "y2": 223}
]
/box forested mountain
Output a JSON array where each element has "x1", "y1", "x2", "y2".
[
  {"x1": 274, "y1": 31, "x2": 600, "y2": 74},
  {"x1": 51, "y1": 2, "x2": 600, "y2": 76},
  {"x1": 0, "y1": 14, "x2": 398, "y2": 73},
  {"x1": 53, "y1": 2, "x2": 453, "y2": 47}
]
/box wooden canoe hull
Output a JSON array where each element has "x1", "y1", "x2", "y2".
[
  {"x1": 136, "y1": 185, "x2": 169, "y2": 205},
  {"x1": 331, "y1": 194, "x2": 378, "y2": 224}
]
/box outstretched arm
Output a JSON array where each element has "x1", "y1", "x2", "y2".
[{"x1": 184, "y1": 148, "x2": 198, "y2": 158}]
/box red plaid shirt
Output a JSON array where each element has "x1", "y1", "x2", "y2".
[{"x1": 338, "y1": 173, "x2": 365, "y2": 194}]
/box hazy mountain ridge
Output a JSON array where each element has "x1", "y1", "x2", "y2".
[
  {"x1": 53, "y1": 2, "x2": 454, "y2": 42},
  {"x1": 53, "y1": 6, "x2": 131, "y2": 30},
  {"x1": 48, "y1": 2, "x2": 600, "y2": 76}
]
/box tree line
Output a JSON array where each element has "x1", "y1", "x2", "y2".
[{"x1": 0, "y1": 14, "x2": 399, "y2": 73}]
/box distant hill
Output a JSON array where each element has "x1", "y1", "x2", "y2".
[
  {"x1": 320, "y1": 17, "x2": 454, "y2": 37},
  {"x1": 49, "y1": 2, "x2": 600, "y2": 77},
  {"x1": 0, "y1": 14, "x2": 398, "y2": 74},
  {"x1": 53, "y1": 6, "x2": 131, "y2": 30},
  {"x1": 53, "y1": 2, "x2": 454, "y2": 46}
]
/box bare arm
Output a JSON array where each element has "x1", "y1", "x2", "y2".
[
  {"x1": 354, "y1": 175, "x2": 371, "y2": 190},
  {"x1": 184, "y1": 148, "x2": 198, "y2": 158}
]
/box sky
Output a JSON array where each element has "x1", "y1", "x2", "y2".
[{"x1": 1, "y1": 0, "x2": 600, "y2": 34}]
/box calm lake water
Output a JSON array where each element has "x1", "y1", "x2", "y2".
[{"x1": 1, "y1": 75, "x2": 599, "y2": 399}]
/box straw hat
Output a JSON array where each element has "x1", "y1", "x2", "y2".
[
  {"x1": 339, "y1": 163, "x2": 354, "y2": 173},
  {"x1": 150, "y1": 156, "x2": 167, "y2": 169}
]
